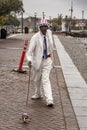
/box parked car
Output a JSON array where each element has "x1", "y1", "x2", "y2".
[
  {"x1": 11, "y1": 29, "x2": 18, "y2": 34},
  {"x1": 17, "y1": 29, "x2": 22, "y2": 33}
]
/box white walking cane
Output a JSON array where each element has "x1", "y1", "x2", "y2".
[
  {"x1": 22, "y1": 66, "x2": 31, "y2": 123},
  {"x1": 26, "y1": 66, "x2": 31, "y2": 106}
]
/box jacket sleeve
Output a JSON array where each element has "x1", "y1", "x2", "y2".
[{"x1": 26, "y1": 35, "x2": 36, "y2": 62}]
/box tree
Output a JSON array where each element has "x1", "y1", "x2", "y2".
[
  {"x1": 0, "y1": 0, "x2": 24, "y2": 16},
  {"x1": 4, "y1": 15, "x2": 20, "y2": 26},
  {"x1": 52, "y1": 14, "x2": 63, "y2": 26},
  {"x1": 58, "y1": 14, "x2": 63, "y2": 25},
  {"x1": 0, "y1": 15, "x2": 8, "y2": 26}
]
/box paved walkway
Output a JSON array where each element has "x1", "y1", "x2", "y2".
[{"x1": 0, "y1": 33, "x2": 80, "y2": 130}]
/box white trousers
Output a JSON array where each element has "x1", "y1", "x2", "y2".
[{"x1": 33, "y1": 57, "x2": 53, "y2": 101}]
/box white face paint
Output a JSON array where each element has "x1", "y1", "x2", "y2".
[{"x1": 40, "y1": 26, "x2": 48, "y2": 35}]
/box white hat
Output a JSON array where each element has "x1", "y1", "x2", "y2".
[{"x1": 39, "y1": 19, "x2": 48, "y2": 27}]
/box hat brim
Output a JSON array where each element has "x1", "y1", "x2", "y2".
[{"x1": 39, "y1": 24, "x2": 48, "y2": 27}]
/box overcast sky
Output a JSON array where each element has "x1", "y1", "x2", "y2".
[{"x1": 23, "y1": 0, "x2": 87, "y2": 19}]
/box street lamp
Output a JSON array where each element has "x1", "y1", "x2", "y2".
[
  {"x1": 68, "y1": 1, "x2": 73, "y2": 32},
  {"x1": 42, "y1": 12, "x2": 45, "y2": 19},
  {"x1": 82, "y1": 10, "x2": 84, "y2": 30},
  {"x1": 34, "y1": 12, "x2": 37, "y2": 32},
  {"x1": 82, "y1": 10, "x2": 84, "y2": 20}
]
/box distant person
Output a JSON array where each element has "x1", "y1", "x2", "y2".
[{"x1": 26, "y1": 19, "x2": 54, "y2": 107}]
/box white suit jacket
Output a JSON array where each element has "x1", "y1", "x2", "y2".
[{"x1": 26, "y1": 29, "x2": 54, "y2": 70}]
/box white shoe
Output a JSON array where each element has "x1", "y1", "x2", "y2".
[
  {"x1": 46, "y1": 99, "x2": 54, "y2": 107},
  {"x1": 31, "y1": 94, "x2": 42, "y2": 100}
]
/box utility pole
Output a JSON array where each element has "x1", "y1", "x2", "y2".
[
  {"x1": 69, "y1": 1, "x2": 73, "y2": 19},
  {"x1": 82, "y1": 10, "x2": 84, "y2": 30},
  {"x1": 68, "y1": 1, "x2": 73, "y2": 32},
  {"x1": 82, "y1": 10, "x2": 84, "y2": 20}
]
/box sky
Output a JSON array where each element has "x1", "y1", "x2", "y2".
[{"x1": 22, "y1": 0, "x2": 87, "y2": 19}]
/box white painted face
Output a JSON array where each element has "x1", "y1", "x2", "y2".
[{"x1": 40, "y1": 25, "x2": 48, "y2": 35}]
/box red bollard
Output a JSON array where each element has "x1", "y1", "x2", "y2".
[
  {"x1": 13, "y1": 40, "x2": 28, "y2": 73},
  {"x1": 18, "y1": 40, "x2": 28, "y2": 72}
]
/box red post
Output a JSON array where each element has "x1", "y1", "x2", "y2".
[
  {"x1": 17, "y1": 39, "x2": 28, "y2": 73},
  {"x1": 13, "y1": 40, "x2": 28, "y2": 73}
]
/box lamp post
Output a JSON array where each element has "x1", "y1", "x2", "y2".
[
  {"x1": 69, "y1": 1, "x2": 73, "y2": 32},
  {"x1": 20, "y1": 0, "x2": 23, "y2": 33},
  {"x1": 34, "y1": 12, "x2": 37, "y2": 32},
  {"x1": 49, "y1": 16, "x2": 52, "y2": 30},
  {"x1": 82, "y1": 10, "x2": 84, "y2": 20},
  {"x1": 82, "y1": 10, "x2": 84, "y2": 30},
  {"x1": 42, "y1": 12, "x2": 45, "y2": 19},
  {"x1": 21, "y1": 11, "x2": 23, "y2": 33}
]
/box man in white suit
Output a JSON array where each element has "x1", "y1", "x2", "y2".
[{"x1": 26, "y1": 19, "x2": 54, "y2": 107}]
